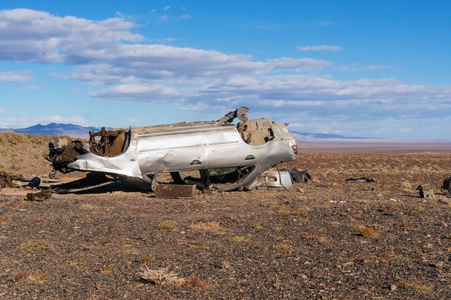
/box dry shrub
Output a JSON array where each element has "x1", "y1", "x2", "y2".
[
  {"x1": 12, "y1": 271, "x2": 32, "y2": 282},
  {"x1": 228, "y1": 236, "x2": 247, "y2": 242},
  {"x1": 252, "y1": 223, "x2": 263, "y2": 230},
  {"x1": 353, "y1": 226, "x2": 378, "y2": 238},
  {"x1": 99, "y1": 265, "x2": 113, "y2": 274},
  {"x1": 293, "y1": 210, "x2": 309, "y2": 217},
  {"x1": 302, "y1": 233, "x2": 326, "y2": 243},
  {"x1": 0, "y1": 214, "x2": 11, "y2": 225},
  {"x1": 139, "y1": 254, "x2": 156, "y2": 265},
  {"x1": 16, "y1": 240, "x2": 52, "y2": 251},
  {"x1": 159, "y1": 220, "x2": 177, "y2": 231},
  {"x1": 140, "y1": 267, "x2": 185, "y2": 286},
  {"x1": 139, "y1": 268, "x2": 208, "y2": 288},
  {"x1": 70, "y1": 259, "x2": 87, "y2": 266},
  {"x1": 401, "y1": 282, "x2": 432, "y2": 293},
  {"x1": 273, "y1": 243, "x2": 293, "y2": 251},
  {"x1": 12, "y1": 271, "x2": 45, "y2": 283},
  {"x1": 183, "y1": 277, "x2": 208, "y2": 288},
  {"x1": 378, "y1": 251, "x2": 397, "y2": 263}
]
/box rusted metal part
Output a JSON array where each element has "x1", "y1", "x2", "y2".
[
  {"x1": 154, "y1": 184, "x2": 196, "y2": 198},
  {"x1": 216, "y1": 106, "x2": 249, "y2": 123},
  {"x1": 89, "y1": 127, "x2": 130, "y2": 157},
  {"x1": 46, "y1": 139, "x2": 88, "y2": 173}
]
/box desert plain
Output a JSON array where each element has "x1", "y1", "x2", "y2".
[{"x1": 0, "y1": 133, "x2": 450, "y2": 299}]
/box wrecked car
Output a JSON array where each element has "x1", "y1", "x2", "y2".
[{"x1": 46, "y1": 107, "x2": 298, "y2": 192}]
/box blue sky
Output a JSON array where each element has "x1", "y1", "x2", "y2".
[{"x1": 1, "y1": 0, "x2": 450, "y2": 139}]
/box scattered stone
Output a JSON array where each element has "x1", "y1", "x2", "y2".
[{"x1": 429, "y1": 261, "x2": 444, "y2": 269}]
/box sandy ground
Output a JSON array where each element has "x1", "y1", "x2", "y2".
[{"x1": 1, "y1": 142, "x2": 450, "y2": 299}]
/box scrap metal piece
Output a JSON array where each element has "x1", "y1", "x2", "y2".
[
  {"x1": 345, "y1": 177, "x2": 375, "y2": 183},
  {"x1": 257, "y1": 169, "x2": 293, "y2": 189},
  {"x1": 441, "y1": 176, "x2": 451, "y2": 194},
  {"x1": 46, "y1": 139, "x2": 89, "y2": 173},
  {"x1": 288, "y1": 169, "x2": 311, "y2": 183},
  {"x1": 236, "y1": 106, "x2": 249, "y2": 121},
  {"x1": 217, "y1": 106, "x2": 249, "y2": 123}
]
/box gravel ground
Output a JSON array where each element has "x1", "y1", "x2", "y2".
[{"x1": 1, "y1": 152, "x2": 450, "y2": 299}]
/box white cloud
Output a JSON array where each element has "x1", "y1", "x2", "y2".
[
  {"x1": 335, "y1": 63, "x2": 394, "y2": 71},
  {"x1": 0, "y1": 108, "x2": 10, "y2": 113},
  {"x1": 25, "y1": 85, "x2": 45, "y2": 90},
  {"x1": 1, "y1": 9, "x2": 451, "y2": 138},
  {"x1": 267, "y1": 57, "x2": 332, "y2": 72},
  {"x1": 158, "y1": 15, "x2": 168, "y2": 21},
  {"x1": 297, "y1": 45, "x2": 343, "y2": 52},
  {"x1": 0, "y1": 8, "x2": 141, "y2": 63},
  {"x1": 89, "y1": 84, "x2": 185, "y2": 102},
  {"x1": 0, "y1": 71, "x2": 32, "y2": 82}
]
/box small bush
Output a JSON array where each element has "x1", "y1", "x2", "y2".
[
  {"x1": 252, "y1": 223, "x2": 263, "y2": 230},
  {"x1": 139, "y1": 254, "x2": 156, "y2": 265},
  {"x1": 159, "y1": 221, "x2": 178, "y2": 231},
  {"x1": 293, "y1": 210, "x2": 309, "y2": 217},
  {"x1": 401, "y1": 282, "x2": 432, "y2": 292},
  {"x1": 12, "y1": 271, "x2": 45, "y2": 283},
  {"x1": 12, "y1": 271, "x2": 32, "y2": 282},
  {"x1": 140, "y1": 267, "x2": 185, "y2": 286},
  {"x1": 273, "y1": 243, "x2": 293, "y2": 251},
  {"x1": 0, "y1": 214, "x2": 11, "y2": 225},
  {"x1": 353, "y1": 227, "x2": 378, "y2": 237},
  {"x1": 228, "y1": 236, "x2": 247, "y2": 242},
  {"x1": 16, "y1": 240, "x2": 52, "y2": 251},
  {"x1": 70, "y1": 259, "x2": 87, "y2": 266},
  {"x1": 191, "y1": 242, "x2": 206, "y2": 248},
  {"x1": 99, "y1": 265, "x2": 113, "y2": 274},
  {"x1": 184, "y1": 277, "x2": 208, "y2": 288}
]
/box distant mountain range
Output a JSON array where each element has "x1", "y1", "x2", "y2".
[
  {"x1": 290, "y1": 131, "x2": 372, "y2": 141},
  {"x1": 0, "y1": 123, "x2": 101, "y2": 138},
  {"x1": 0, "y1": 123, "x2": 370, "y2": 140}
]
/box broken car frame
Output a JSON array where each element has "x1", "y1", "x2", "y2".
[{"x1": 46, "y1": 107, "x2": 298, "y2": 193}]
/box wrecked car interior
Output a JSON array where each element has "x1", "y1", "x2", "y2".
[{"x1": 45, "y1": 107, "x2": 299, "y2": 193}]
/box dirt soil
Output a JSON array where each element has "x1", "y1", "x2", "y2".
[{"x1": 0, "y1": 134, "x2": 450, "y2": 299}]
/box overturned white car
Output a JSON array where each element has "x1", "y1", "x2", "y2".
[{"x1": 46, "y1": 107, "x2": 298, "y2": 192}]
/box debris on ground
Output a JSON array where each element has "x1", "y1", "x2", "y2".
[{"x1": 345, "y1": 177, "x2": 376, "y2": 183}]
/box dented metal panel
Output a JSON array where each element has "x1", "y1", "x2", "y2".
[{"x1": 46, "y1": 107, "x2": 298, "y2": 192}]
